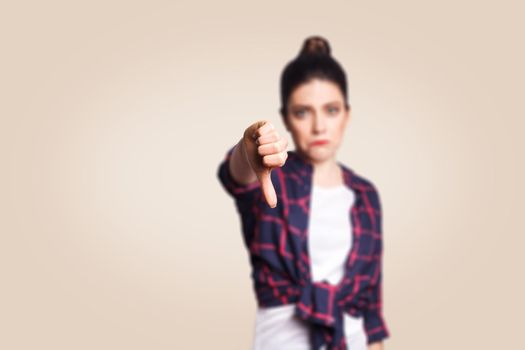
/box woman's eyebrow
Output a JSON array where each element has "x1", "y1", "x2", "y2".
[
  {"x1": 323, "y1": 101, "x2": 341, "y2": 106},
  {"x1": 289, "y1": 103, "x2": 310, "y2": 108},
  {"x1": 290, "y1": 101, "x2": 341, "y2": 108}
]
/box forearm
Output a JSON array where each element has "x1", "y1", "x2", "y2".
[
  {"x1": 229, "y1": 137, "x2": 257, "y2": 185},
  {"x1": 368, "y1": 341, "x2": 383, "y2": 350}
]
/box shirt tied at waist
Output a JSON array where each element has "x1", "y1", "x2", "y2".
[{"x1": 294, "y1": 280, "x2": 350, "y2": 350}]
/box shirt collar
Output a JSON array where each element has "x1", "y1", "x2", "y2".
[{"x1": 285, "y1": 150, "x2": 358, "y2": 193}]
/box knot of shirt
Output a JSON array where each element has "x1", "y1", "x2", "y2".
[{"x1": 294, "y1": 280, "x2": 349, "y2": 350}]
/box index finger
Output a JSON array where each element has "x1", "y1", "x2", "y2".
[{"x1": 255, "y1": 122, "x2": 275, "y2": 138}]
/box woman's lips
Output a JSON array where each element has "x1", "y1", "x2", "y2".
[{"x1": 310, "y1": 140, "x2": 330, "y2": 146}]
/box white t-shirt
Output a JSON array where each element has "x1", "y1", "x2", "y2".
[{"x1": 252, "y1": 184, "x2": 367, "y2": 350}]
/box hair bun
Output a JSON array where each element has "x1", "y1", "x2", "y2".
[{"x1": 299, "y1": 35, "x2": 331, "y2": 57}]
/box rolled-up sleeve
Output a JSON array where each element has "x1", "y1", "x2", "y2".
[
  {"x1": 217, "y1": 144, "x2": 262, "y2": 205},
  {"x1": 363, "y1": 189, "x2": 391, "y2": 344}
]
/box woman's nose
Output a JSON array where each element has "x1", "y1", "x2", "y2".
[{"x1": 313, "y1": 113, "x2": 326, "y2": 133}]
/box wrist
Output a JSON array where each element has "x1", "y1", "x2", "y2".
[{"x1": 238, "y1": 137, "x2": 249, "y2": 163}]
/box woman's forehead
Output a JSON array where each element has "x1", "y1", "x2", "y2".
[{"x1": 289, "y1": 79, "x2": 344, "y2": 105}]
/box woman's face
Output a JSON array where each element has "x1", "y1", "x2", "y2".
[{"x1": 283, "y1": 78, "x2": 350, "y2": 164}]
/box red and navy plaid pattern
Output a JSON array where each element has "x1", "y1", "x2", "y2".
[{"x1": 217, "y1": 145, "x2": 390, "y2": 349}]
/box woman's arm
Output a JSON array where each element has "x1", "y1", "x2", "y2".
[
  {"x1": 362, "y1": 187, "x2": 390, "y2": 344},
  {"x1": 368, "y1": 341, "x2": 384, "y2": 350},
  {"x1": 227, "y1": 121, "x2": 288, "y2": 208},
  {"x1": 229, "y1": 137, "x2": 258, "y2": 186}
]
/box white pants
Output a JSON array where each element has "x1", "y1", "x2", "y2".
[{"x1": 252, "y1": 304, "x2": 367, "y2": 350}]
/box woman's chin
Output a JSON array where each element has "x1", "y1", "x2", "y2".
[{"x1": 305, "y1": 147, "x2": 334, "y2": 162}]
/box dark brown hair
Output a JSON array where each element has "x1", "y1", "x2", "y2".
[{"x1": 279, "y1": 35, "x2": 349, "y2": 118}]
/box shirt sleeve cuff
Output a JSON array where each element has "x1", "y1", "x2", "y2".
[{"x1": 364, "y1": 309, "x2": 390, "y2": 344}]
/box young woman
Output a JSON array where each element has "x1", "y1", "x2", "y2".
[{"x1": 217, "y1": 36, "x2": 390, "y2": 350}]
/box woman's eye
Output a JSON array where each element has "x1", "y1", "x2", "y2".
[
  {"x1": 294, "y1": 109, "x2": 307, "y2": 117},
  {"x1": 328, "y1": 107, "x2": 339, "y2": 114}
]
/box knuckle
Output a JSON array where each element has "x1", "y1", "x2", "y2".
[{"x1": 283, "y1": 152, "x2": 289, "y2": 164}]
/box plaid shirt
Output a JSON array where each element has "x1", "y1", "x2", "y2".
[{"x1": 217, "y1": 144, "x2": 390, "y2": 350}]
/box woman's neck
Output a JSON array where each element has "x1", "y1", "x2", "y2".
[
  {"x1": 293, "y1": 150, "x2": 344, "y2": 187},
  {"x1": 312, "y1": 158, "x2": 343, "y2": 187}
]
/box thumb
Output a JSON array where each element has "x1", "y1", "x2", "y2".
[{"x1": 258, "y1": 168, "x2": 277, "y2": 208}]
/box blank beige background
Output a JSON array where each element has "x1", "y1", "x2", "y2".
[{"x1": 1, "y1": 1, "x2": 523, "y2": 349}]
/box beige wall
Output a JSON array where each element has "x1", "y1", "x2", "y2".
[{"x1": 1, "y1": 1, "x2": 523, "y2": 349}]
